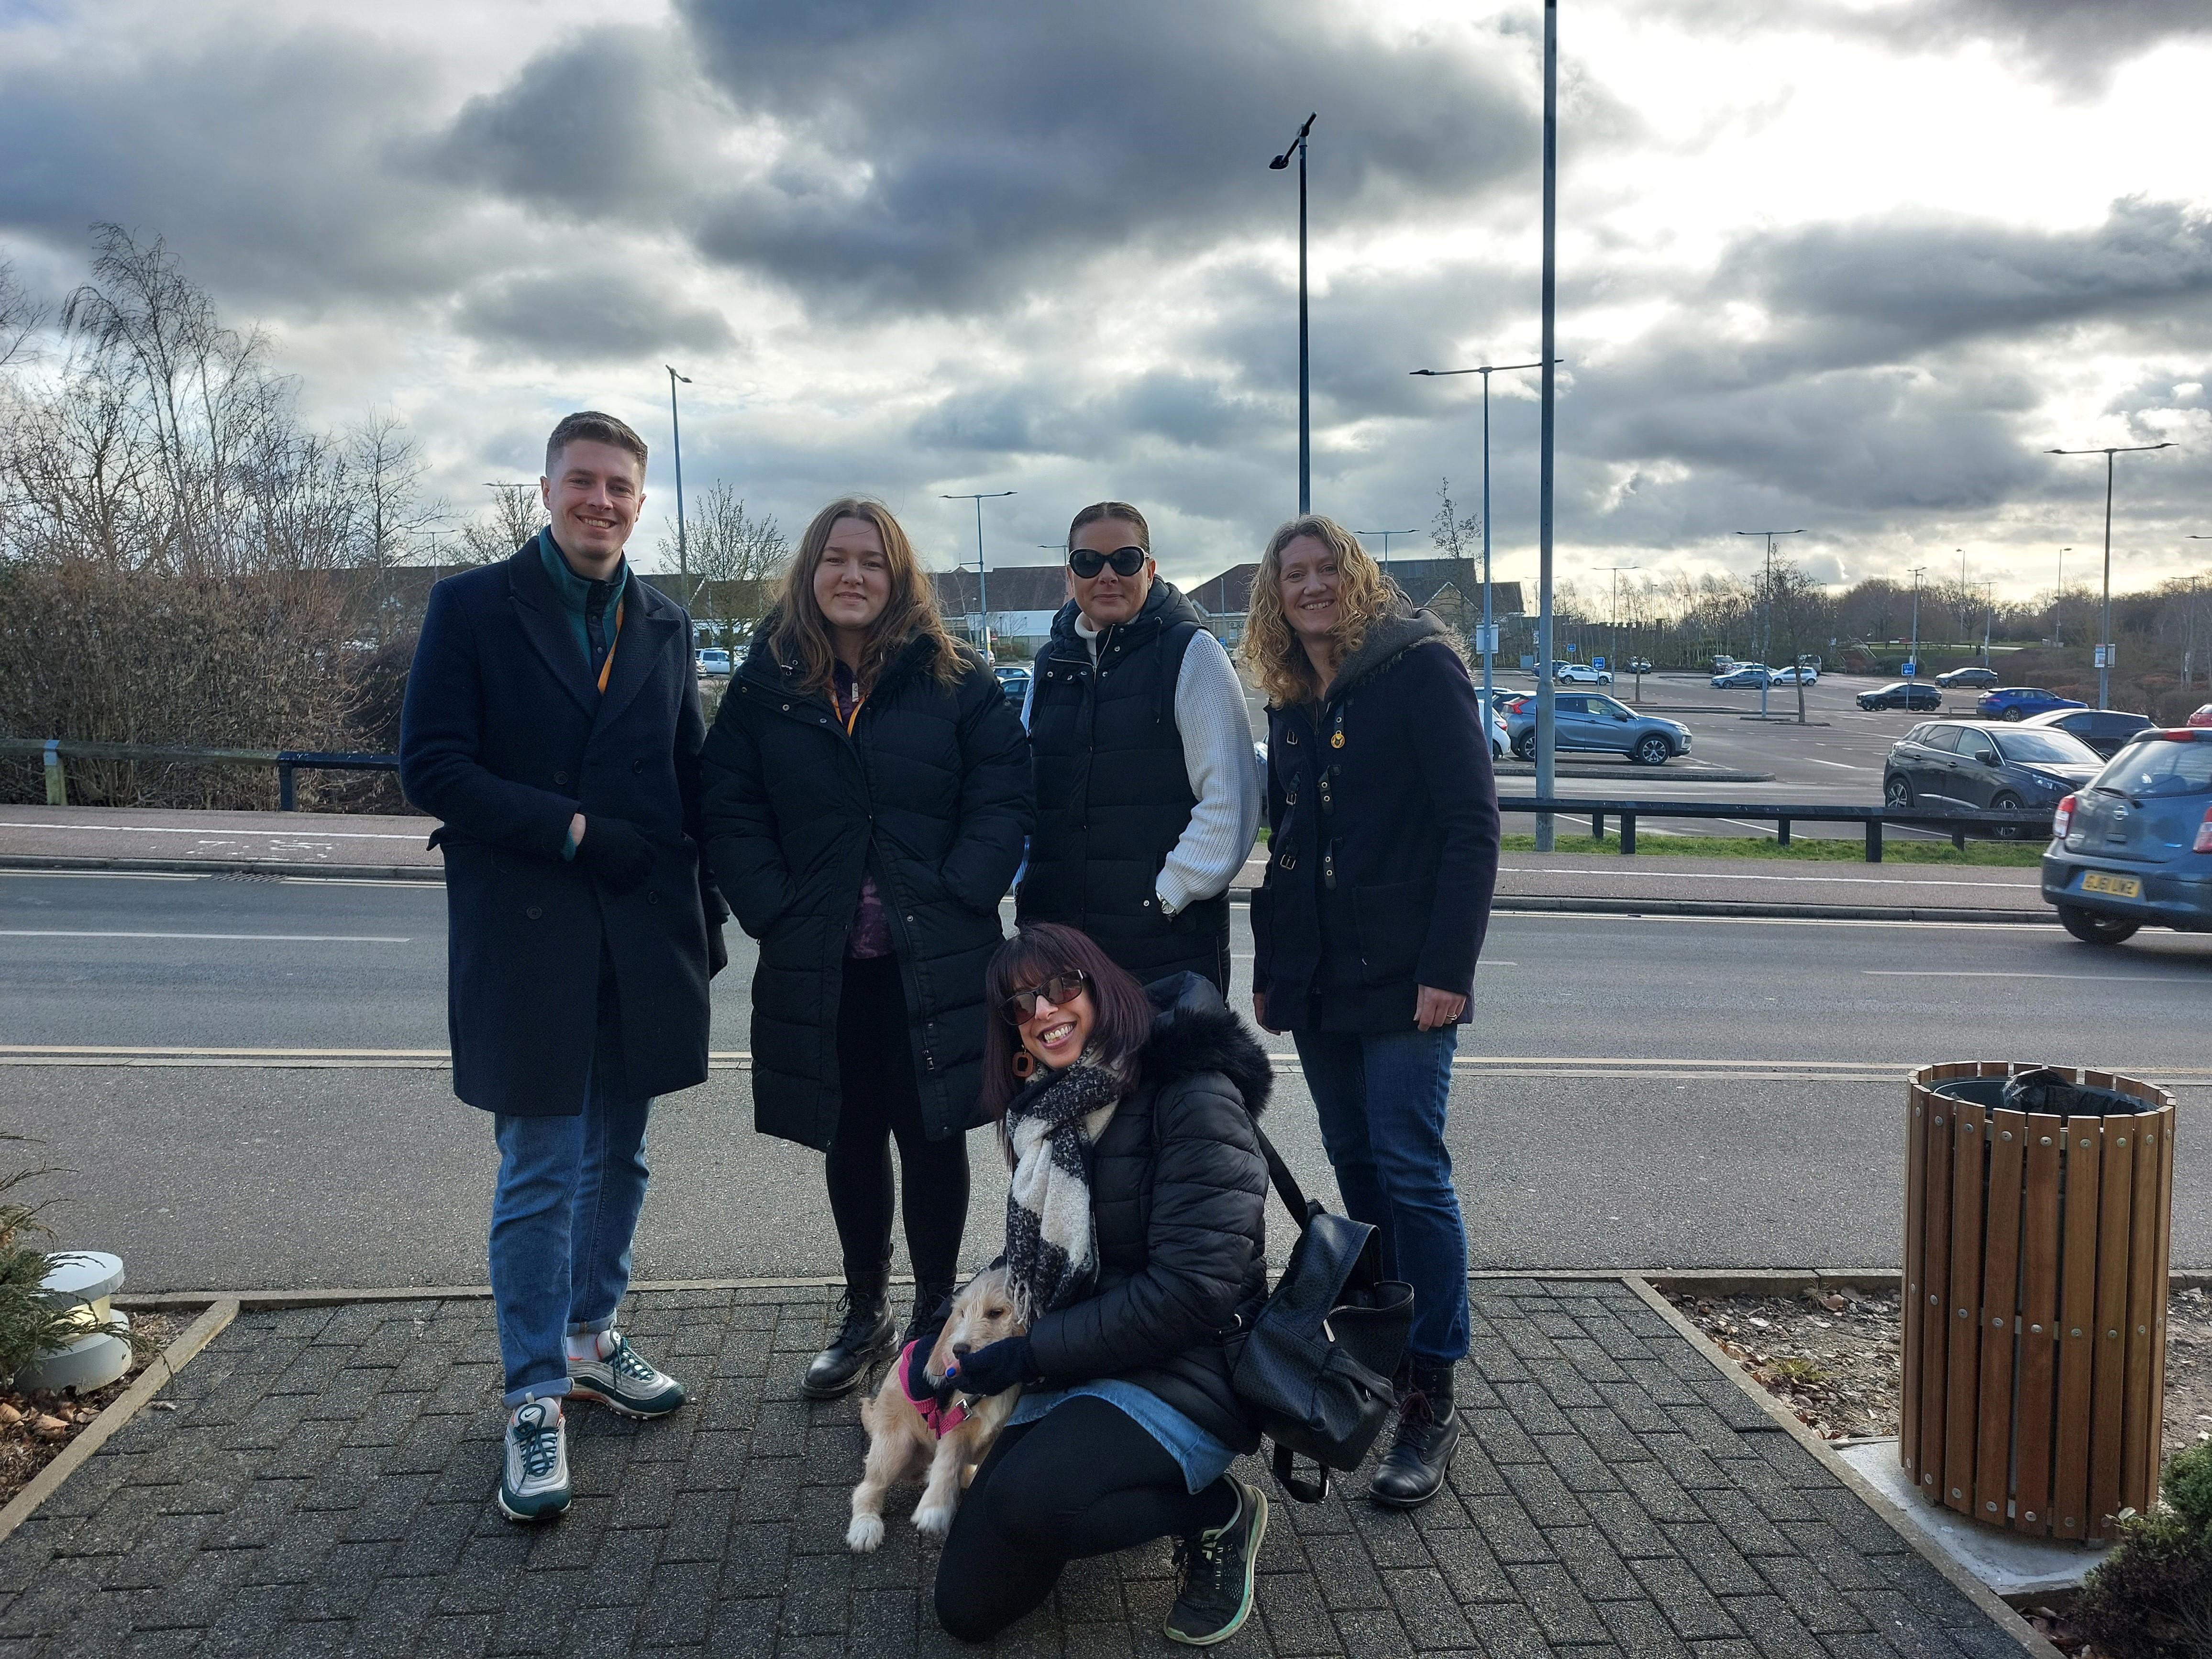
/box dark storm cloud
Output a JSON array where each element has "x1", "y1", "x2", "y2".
[
  {"x1": 1717, "y1": 199, "x2": 2212, "y2": 365},
  {"x1": 455, "y1": 268, "x2": 735, "y2": 360},
  {"x1": 0, "y1": 22, "x2": 469, "y2": 304},
  {"x1": 429, "y1": 26, "x2": 726, "y2": 225},
  {"x1": 666, "y1": 0, "x2": 1536, "y2": 312}
]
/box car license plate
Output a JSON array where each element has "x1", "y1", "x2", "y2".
[{"x1": 2081, "y1": 871, "x2": 2141, "y2": 899}]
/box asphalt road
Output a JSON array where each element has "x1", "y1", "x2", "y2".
[{"x1": 2, "y1": 869, "x2": 2205, "y2": 1290}]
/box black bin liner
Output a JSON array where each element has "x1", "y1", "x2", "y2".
[{"x1": 1931, "y1": 1066, "x2": 2147, "y2": 1118}]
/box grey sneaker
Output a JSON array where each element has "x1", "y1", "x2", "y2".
[
  {"x1": 1165, "y1": 1478, "x2": 1268, "y2": 1646},
  {"x1": 497, "y1": 1399, "x2": 570, "y2": 1522},
  {"x1": 567, "y1": 1332, "x2": 687, "y2": 1419}
]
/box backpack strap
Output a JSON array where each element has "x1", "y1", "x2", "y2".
[
  {"x1": 1251, "y1": 1124, "x2": 1320, "y2": 1232},
  {"x1": 1272, "y1": 1441, "x2": 1330, "y2": 1504}
]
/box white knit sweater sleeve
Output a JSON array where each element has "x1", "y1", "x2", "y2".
[{"x1": 1156, "y1": 629, "x2": 1263, "y2": 914}]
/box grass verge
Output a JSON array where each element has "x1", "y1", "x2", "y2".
[{"x1": 1497, "y1": 832, "x2": 2045, "y2": 866}]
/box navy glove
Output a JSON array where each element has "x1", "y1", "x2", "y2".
[
  {"x1": 943, "y1": 1335, "x2": 1038, "y2": 1399},
  {"x1": 574, "y1": 817, "x2": 655, "y2": 894}
]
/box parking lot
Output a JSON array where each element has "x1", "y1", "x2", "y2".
[{"x1": 1241, "y1": 667, "x2": 2035, "y2": 844}]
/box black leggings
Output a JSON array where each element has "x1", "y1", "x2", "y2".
[
  {"x1": 934, "y1": 1397, "x2": 1239, "y2": 1642},
  {"x1": 826, "y1": 954, "x2": 969, "y2": 1296}
]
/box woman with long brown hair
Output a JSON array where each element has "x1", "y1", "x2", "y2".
[
  {"x1": 1241, "y1": 514, "x2": 1500, "y2": 1510},
  {"x1": 701, "y1": 497, "x2": 1033, "y2": 1398}
]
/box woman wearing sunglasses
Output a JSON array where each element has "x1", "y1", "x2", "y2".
[
  {"x1": 1018, "y1": 502, "x2": 1261, "y2": 995},
  {"x1": 1242, "y1": 515, "x2": 1500, "y2": 1510},
  {"x1": 923, "y1": 924, "x2": 1274, "y2": 1648},
  {"x1": 700, "y1": 498, "x2": 1033, "y2": 1399}
]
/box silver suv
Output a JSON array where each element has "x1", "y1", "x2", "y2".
[
  {"x1": 2042, "y1": 728, "x2": 2212, "y2": 944},
  {"x1": 1506, "y1": 692, "x2": 1691, "y2": 766}
]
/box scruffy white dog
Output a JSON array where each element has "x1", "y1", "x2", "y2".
[{"x1": 846, "y1": 1267, "x2": 1027, "y2": 1551}]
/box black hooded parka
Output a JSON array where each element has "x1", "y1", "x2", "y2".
[
  {"x1": 700, "y1": 628, "x2": 1033, "y2": 1151},
  {"x1": 1024, "y1": 974, "x2": 1274, "y2": 1453}
]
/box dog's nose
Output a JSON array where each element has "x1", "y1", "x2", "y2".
[{"x1": 951, "y1": 1343, "x2": 972, "y2": 1358}]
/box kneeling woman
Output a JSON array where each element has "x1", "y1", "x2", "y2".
[{"x1": 929, "y1": 924, "x2": 1272, "y2": 1647}]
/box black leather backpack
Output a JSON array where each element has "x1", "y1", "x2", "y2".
[{"x1": 1231, "y1": 1128, "x2": 1414, "y2": 1501}]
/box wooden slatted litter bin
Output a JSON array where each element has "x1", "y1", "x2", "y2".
[{"x1": 1902, "y1": 1062, "x2": 2176, "y2": 1544}]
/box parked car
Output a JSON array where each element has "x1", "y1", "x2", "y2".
[
  {"x1": 1881, "y1": 719, "x2": 2102, "y2": 835},
  {"x1": 992, "y1": 664, "x2": 1032, "y2": 710},
  {"x1": 1858, "y1": 681, "x2": 1942, "y2": 711},
  {"x1": 1626, "y1": 657, "x2": 1653, "y2": 675},
  {"x1": 2191, "y1": 705, "x2": 2212, "y2": 727},
  {"x1": 1769, "y1": 664, "x2": 1819, "y2": 686},
  {"x1": 1506, "y1": 693, "x2": 1691, "y2": 765},
  {"x1": 2016, "y1": 707, "x2": 2157, "y2": 760},
  {"x1": 1553, "y1": 662, "x2": 1613, "y2": 686},
  {"x1": 1978, "y1": 686, "x2": 2085, "y2": 721},
  {"x1": 694, "y1": 647, "x2": 733, "y2": 677},
  {"x1": 1935, "y1": 665, "x2": 1998, "y2": 690},
  {"x1": 2043, "y1": 726, "x2": 2212, "y2": 945},
  {"x1": 1711, "y1": 665, "x2": 1774, "y2": 689}
]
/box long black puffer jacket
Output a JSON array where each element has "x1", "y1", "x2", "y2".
[
  {"x1": 1024, "y1": 973, "x2": 1274, "y2": 1453},
  {"x1": 700, "y1": 627, "x2": 1033, "y2": 1150}
]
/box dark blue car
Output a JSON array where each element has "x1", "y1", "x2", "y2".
[
  {"x1": 1979, "y1": 686, "x2": 2085, "y2": 721},
  {"x1": 2042, "y1": 728, "x2": 2212, "y2": 944}
]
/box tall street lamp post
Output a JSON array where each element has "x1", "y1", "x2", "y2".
[
  {"x1": 1269, "y1": 113, "x2": 1318, "y2": 515},
  {"x1": 666, "y1": 366, "x2": 693, "y2": 610},
  {"x1": 943, "y1": 490, "x2": 1015, "y2": 660},
  {"x1": 1906, "y1": 566, "x2": 1926, "y2": 679},
  {"x1": 1410, "y1": 357, "x2": 1558, "y2": 723},
  {"x1": 2055, "y1": 547, "x2": 2070, "y2": 646},
  {"x1": 1534, "y1": 0, "x2": 1560, "y2": 848},
  {"x1": 1356, "y1": 530, "x2": 1417, "y2": 571},
  {"x1": 1601, "y1": 563, "x2": 1637, "y2": 686},
  {"x1": 1734, "y1": 530, "x2": 1803, "y2": 719},
  {"x1": 2047, "y1": 440, "x2": 2175, "y2": 709},
  {"x1": 1980, "y1": 581, "x2": 1995, "y2": 667}
]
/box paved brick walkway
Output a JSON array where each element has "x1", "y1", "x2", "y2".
[{"x1": 0, "y1": 1280, "x2": 2030, "y2": 1656}]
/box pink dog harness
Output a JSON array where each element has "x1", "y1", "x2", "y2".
[{"x1": 896, "y1": 1340, "x2": 971, "y2": 1436}]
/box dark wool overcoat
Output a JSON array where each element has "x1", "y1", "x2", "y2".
[
  {"x1": 700, "y1": 629, "x2": 1033, "y2": 1151},
  {"x1": 1251, "y1": 610, "x2": 1502, "y2": 1031},
  {"x1": 1025, "y1": 973, "x2": 1274, "y2": 1453},
  {"x1": 398, "y1": 540, "x2": 719, "y2": 1117}
]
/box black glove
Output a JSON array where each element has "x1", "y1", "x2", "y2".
[
  {"x1": 574, "y1": 817, "x2": 655, "y2": 894},
  {"x1": 707, "y1": 919, "x2": 729, "y2": 978},
  {"x1": 943, "y1": 1335, "x2": 1038, "y2": 1399}
]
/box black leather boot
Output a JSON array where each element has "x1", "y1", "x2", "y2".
[
  {"x1": 1368, "y1": 1359, "x2": 1460, "y2": 1508},
  {"x1": 898, "y1": 1279, "x2": 956, "y2": 1354},
  {"x1": 802, "y1": 1286, "x2": 895, "y2": 1399}
]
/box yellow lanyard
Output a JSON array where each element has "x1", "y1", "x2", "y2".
[
  {"x1": 841, "y1": 686, "x2": 865, "y2": 733},
  {"x1": 594, "y1": 598, "x2": 625, "y2": 694}
]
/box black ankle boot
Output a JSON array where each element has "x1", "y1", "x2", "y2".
[
  {"x1": 898, "y1": 1280, "x2": 955, "y2": 1353},
  {"x1": 802, "y1": 1287, "x2": 895, "y2": 1399},
  {"x1": 1368, "y1": 1359, "x2": 1460, "y2": 1508}
]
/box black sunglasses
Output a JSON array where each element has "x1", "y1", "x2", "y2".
[
  {"x1": 1000, "y1": 970, "x2": 1090, "y2": 1024},
  {"x1": 1068, "y1": 545, "x2": 1148, "y2": 580}
]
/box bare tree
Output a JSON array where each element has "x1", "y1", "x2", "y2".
[
  {"x1": 0, "y1": 260, "x2": 45, "y2": 372},
  {"x1": 347, "y1": 412, "x2": 446, "y2": 643},
  {"x1": 1765, "y1": 555, "x2": 1827, "y2": 725},
  {"x1": 662, "y1": 482, "x2": 785, "y2": 641},
  {"x1": 461, "y1": 484, "x2": 547, "y2": 564}
]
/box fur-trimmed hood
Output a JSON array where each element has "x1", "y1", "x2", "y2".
[{"x1": 1136, "y1": 972, "x2": 1274, "y2": 1118}]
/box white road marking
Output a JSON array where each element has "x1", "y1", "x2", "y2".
[
  {"x1": 1864, "y1": 969, "x2": 2201, "y2": 983},
  {"x1": 0, "y1": 929, "x2": 412, "y2": 943},
  {"x1": 0, "y1": 820, "x2": 425, "y2": 841},
  {"x1": 1503, "y1": 867, "x2": 2037, "y2": 890},
  {"x1": 1806, "y1": 759, "x2": 1863, "y2": 769}
]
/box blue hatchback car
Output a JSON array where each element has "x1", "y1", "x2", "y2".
[
  {"x1": 2042, "y1": 728, "x2": 2212, "y2": 944},
  {"x1": 1979, "y1": 686, "x2": 2084, "y2": 721}
]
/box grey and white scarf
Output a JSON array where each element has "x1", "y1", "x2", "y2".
[{"x1": 1002, "y1": 1052, "x2": 1127, "y2": 1323}]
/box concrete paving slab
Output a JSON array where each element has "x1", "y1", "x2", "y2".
[
  {"x1": 0, "y1": 1280, "x2": 2048, "y2": 1656},
  {"x1": 1839, "y1": 1440, "x2": 2109, "y2": 1599}
]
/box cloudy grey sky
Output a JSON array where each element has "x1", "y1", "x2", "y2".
[{"x1": 3, "y1": 0, "x2": 2208, "y2": 601}]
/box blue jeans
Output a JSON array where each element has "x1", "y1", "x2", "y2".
[
  {"x1": 1292, "y1": 1025, "x2": 1468, "y2": 1363},
  {"x1": 488, "y1": 977, "x2": 653, "y2": 1407}
]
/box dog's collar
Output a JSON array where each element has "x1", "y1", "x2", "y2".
[{"x1": 896, "y1": 1339, "x2": 971, "y2": 1436}]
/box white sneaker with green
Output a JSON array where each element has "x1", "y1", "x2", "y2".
[
  {"x1": 497, "y1": 1399, "x2": 570, "y2": 1522},
  {"x1": 566, "y1": 1329, "x2": 687, "y2": 1419}
]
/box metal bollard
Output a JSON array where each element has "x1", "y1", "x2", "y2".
[
  {"x1": 1865, "y1": 819, "x2": 1884, "y2": 863},
  {"x1": 1777, "y1": 817, "x2": 1792, "y2": 847},
  {"x1": 1619, "y1": 812, "x2": 1637, "y2": 855},
  {"x1": 43, "y1": 738, "x2": 66, "y2": 807}
]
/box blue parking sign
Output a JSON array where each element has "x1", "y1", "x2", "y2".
[
  {"x1": 1901, "y1": 663, "x2": 1915, "y2": 677},
  {"x1": 1593, "y1": 657, "x2": 1606, "y2": 672}
]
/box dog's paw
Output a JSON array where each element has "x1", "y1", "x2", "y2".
[
  {"x1": 912, "y1": 1502, "x2": 955, "y2": 1539},
  {"x1": 846, "y1": 1513, "x2": 886, "y2": 1553}
]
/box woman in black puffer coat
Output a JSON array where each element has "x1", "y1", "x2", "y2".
[
  {"x1": 701, "y1": 498, "x2": 1032, "y2": 1401},
  {"x1": 925, "y1": 924, "x2": 1273, "y2": 1648}
]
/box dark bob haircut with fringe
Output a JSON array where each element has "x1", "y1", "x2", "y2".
[{"x1": 980, "y1": 924, "x2": 1154, "y2": 1124}]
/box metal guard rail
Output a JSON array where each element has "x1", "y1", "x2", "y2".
[
  {"x1": 1497, "y1": 795, "x2": 2053, "y2": 862},
  {"x1": 0, "y1": 738, "x2": 398, "y2": 811}
]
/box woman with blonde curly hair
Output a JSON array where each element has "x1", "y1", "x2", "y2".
[
  {"x1": 1239, "y1": 514, "x2": 1500, "y2": 1509},
  {"x1": 701, "y1": 497, "x2": 1034, "y2": 1400}
]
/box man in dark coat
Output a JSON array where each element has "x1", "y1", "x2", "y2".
[
  {"x1": 399, "y1": 410, "x2": 724, "y2": 1525},
  {"x1": 1018, "y1": 502, "x2": 1261, "y2": 992}
]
